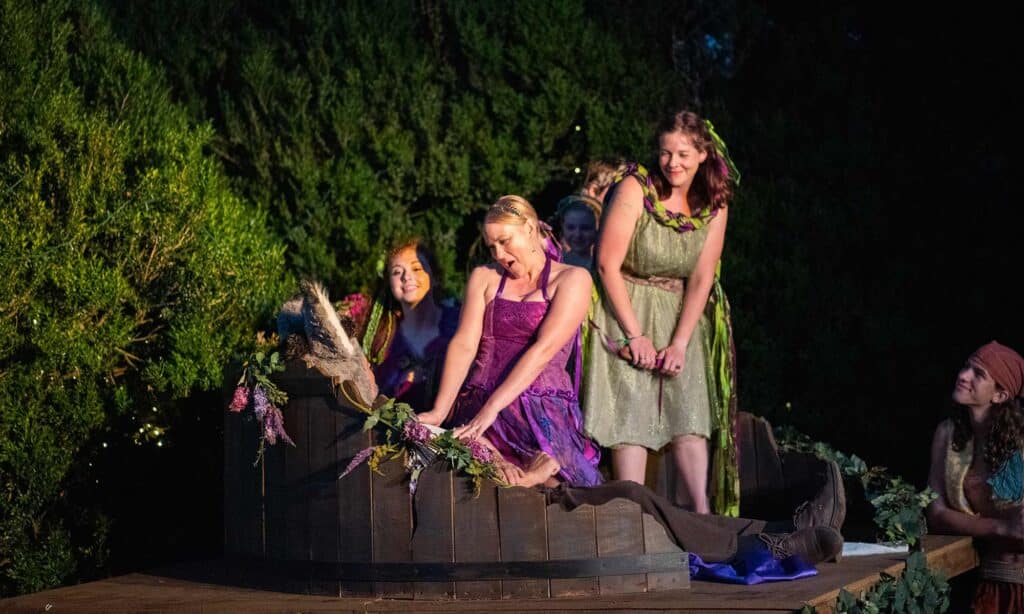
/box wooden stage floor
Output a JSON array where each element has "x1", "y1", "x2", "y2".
[{"x1": 0, "y1": 535, "x2": 977, "y2": 613}]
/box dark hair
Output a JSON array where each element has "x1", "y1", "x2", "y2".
[
  {"x1": 363, "y1": 237, "x2": 441, "y2": 364},
  {"x1": 951, "y1": 394, "x2": 1024, "y2": 470},
  {"x1": 650, "y1": 110, "x2": 735, "y2": 212},
  {"x1": 550, "y1": 193, "x2": 601, "y2": 230}
]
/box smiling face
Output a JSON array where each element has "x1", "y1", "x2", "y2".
[
  {"x1": 952, "y1": 358, "x2": 1008, "y2": 410},
  {"x1": 658, "y1": 130, "x2": 708, "y2": 191},
  {"x1": 387, "y1": 246, "x2": 432, "y2": 308},
  {"x1": 561, "y1": 208, "x2": 597, "y2": 255},
  {"x1": 483, "y1": 221, "x2": 540, "y2": 278}
]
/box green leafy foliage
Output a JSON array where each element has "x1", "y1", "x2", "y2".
[
  {"x1": 821, "y1": 552, "x2": 950, "y2": 613},
  {"x1": 236, "y1": 351, "x2": 287, "y2": 407},
  {"x1": 104, "y1": 0, "x2": 680, "y2": 294},
  {"x1": 343, "y1": 395, "x2": 502, "y2": 495},
  {"x1": 0, "y1": 0, "x2": 288, "y2": 595}
]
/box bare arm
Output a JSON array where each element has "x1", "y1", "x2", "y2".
[
  {"x1": 925, "y1": 420, "x2": 1013, "y2": 540},
  {"x1": 453, "y1": 267, "x2": 593, "y2": 440},
  {"x1": 418, "y1": 266, "x2": 491, "y2": 424},
  {"x1": 593, "y1": 177, "x2": 655, "y2": 368}
]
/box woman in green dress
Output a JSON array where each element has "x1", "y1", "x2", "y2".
[{"x1": 583, "y1": 109, "x2": 739, "y2": 515}]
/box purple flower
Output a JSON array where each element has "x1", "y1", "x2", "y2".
[
  {"x1": 262, "y1": 405, "x2": 294, "y2": 447},
  {"x1": 402, "y1": 419, "x2": 432, "y2": 444},
  {"x1": 466, "y1": 439, "x2": 494, "y2": 463},
  {"x1": 339, "y1": 446, "x2": 376, "y2": 479},
  {"x1": 253, "y1": 387, "x2": 270, "y2": 420},
  {"x1": 228, "y1": 386, "x2": 250, "y2": 413}
]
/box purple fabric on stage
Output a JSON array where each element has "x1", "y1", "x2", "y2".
[
  {"x1": 446, "y1": 257, "x2": 602, "y2": 487},
  {"x1": 688, "y1": 549, "x2": 818, "y2": 585}
]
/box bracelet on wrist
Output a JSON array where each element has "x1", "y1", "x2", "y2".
[{"x1": 618, "y1": 332, "x2": 643, "y2": 346}]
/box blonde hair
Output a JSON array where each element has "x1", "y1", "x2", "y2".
[
  {"x1": 484, "y1": 195, "x2": 562, "y2": 260},
  {"x1": 484, "y1": 195, "x2": 541, "y2": 228},
  {"x1": 581, "y1": 159, "x2": 627, "y2": 198}
]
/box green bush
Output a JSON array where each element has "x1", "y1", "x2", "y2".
[
  {"x1": 104, "y1": 0, "x2": 682, "y2": 294},
  {"x1": 0, "y1": 0, "x2": 288, "y2": 595}
]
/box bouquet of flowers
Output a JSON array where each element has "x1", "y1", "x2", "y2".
[
  {"x1": 228, "y1": 350, "x2": 294, "y2": 464},
  {"x1": 338, "y1": 392, "x2": 504, "y2": 495}
]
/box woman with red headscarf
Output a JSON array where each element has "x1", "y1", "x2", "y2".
[{"x1": 926, "y1": 340, "x2": 1024, "y2": 612}]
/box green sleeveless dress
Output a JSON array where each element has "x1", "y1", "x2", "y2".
[
  {"x1": 582, "y1": 202, "x2": 714, "y2": 449},
  {"x1": 582, "y1": 163, "x2": 740, "y2": 516}
]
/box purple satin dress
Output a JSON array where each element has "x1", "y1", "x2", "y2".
[{"x1": 447, "y1": 258, "x2": 602, "y2": 487}]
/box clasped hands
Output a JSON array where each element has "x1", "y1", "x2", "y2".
[{"x1": 618, "y1": 334, "x2": 687, "y2": 377}]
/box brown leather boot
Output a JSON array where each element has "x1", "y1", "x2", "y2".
[
  {"x1": 792, "y1": 458, "x2": 846, "y2": 532},
  {"x1": 758, "y1": 526, "x2": 844, "y2": 565}
]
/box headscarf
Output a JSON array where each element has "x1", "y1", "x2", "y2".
[{"x1": 971, "y1": 340, "x2": 1024, "y2": 398}]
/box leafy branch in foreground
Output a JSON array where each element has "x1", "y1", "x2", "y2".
[{"x1": 338, "y1": 393, "x2": 504, "y2": 495}]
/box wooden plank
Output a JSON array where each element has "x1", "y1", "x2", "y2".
[
  {"x1": 261, "y1": 420, "x2": 287, "y2": 593},
  {"x1": 498, "y1": 487, "x2": 549, "y2": 599},
  {"x1": 0, "y1": 536, "x2": 979, "y2": 613},
  {"x1": 642, "y1": 513, "x2": 689, "y2": 591},
  {"x1": 410, "y1": 463, "x2": 455, "y2": 599},
  {"x1": 805, "y1": 535, "x2": 980, "y2": 612},
  {"x1": 273, "y1": 359, "x2": 336, "y2": 398},
  {"x1": 282, "y1": 397, "x2": 311, "y2": 594},
  {"x1": 546, "y1": 503, "x2": 598, "y2": 597},
  {"x1": 306, "y1": 395, "x2": 339, "y2": 597},
  {"x1": 453, "y1": 477, "x2": 501, "y2": 599},
  {"x1": 372, "y1": 458, "x2": 413, "y2": 598},
  {"x1": 223, "y1": 408, "x2": 241, "y2": 557},
  {"x1": 595, "y1": 498, "x2": 646, "y2": 595},
  {"x1": 237, "y1": 411, "x2": 264, "y2": 560},
  {"x1": 335, "y1": 403, "x2": 374, "y2": 596}
]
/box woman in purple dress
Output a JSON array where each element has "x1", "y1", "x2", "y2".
[
  {"x1": 359, "y1": 239, "x2": 459, "y2": 412},
  {"x1": 416, "y1": 195, "x2": 602, "y2": 488}
]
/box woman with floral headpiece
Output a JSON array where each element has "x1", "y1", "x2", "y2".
[
  {"x1": 416, "y1": 195, "x2": 603, "y2": 488},
  {"x1": 583, "y1": 109, "x2": 741, "y2": 515},
  {"x1": 354, "y1": 238, "x2": 460, "y2": 412},
  {"x1": 926, "y1": 340, "x2": 1024, "y2": 612}
]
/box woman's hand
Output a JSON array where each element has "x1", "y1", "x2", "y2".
[
  {"x1": 626, "y1": 334, "x2": 657, "y2": 370},
  {"x1": 452, "y1": 404, "x2": 501, "y2": 441},
  {"x1": 416, "y1": 408, "x2": 447, "y2": 427},
  {"x1": 657, "y1": 341, "x2": 687, "y2": 377}
]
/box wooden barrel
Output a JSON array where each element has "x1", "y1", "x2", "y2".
[{"x1": 224, "y1": 359, "x2": 690, "y2": 599}]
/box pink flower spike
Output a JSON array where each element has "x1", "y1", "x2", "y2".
[
  {"x1": 344, "y1": 293, "x2": 369, "y2": 320},
  {"x1": 228, "y1": 386, "x2": 250, "y2": 412}
]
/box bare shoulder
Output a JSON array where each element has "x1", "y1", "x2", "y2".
[
  {"x1": 467, "y1": 264, "x2": 503, "y2": 298},
  {"x1": 468, "y1": 264, "x2": 502, "y2": 285},
  {"x1": 608, "y1": 175, "x2": 644, "y2": 207},
  {"x1": 549, "y1": 262, "x2": 592, "y2": 296}
]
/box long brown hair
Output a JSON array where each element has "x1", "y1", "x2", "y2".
[
  {"x1": 362, "y1": 238, "x2": 442, "y2": 364},
  {"x1": 650, "y1": 110, "x2": 735, "y2": 212},
  {"x1": 951, "y1": 396, "x2": 1024, "y2": 470}
]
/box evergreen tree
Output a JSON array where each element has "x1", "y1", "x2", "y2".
[{"x1": 0, "y1": 0, "x2": 289, "y2": 594}]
